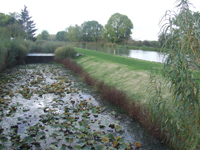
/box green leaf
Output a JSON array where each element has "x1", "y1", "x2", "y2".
[
  {"x1": 108, "y1": 133, "x2": 115, "y2": 140},
  {"x1": 101, "y1": 137, "x2": 109, "y2": 143},
  {"x1": 115, "y1": 125, "x2": 122, "y2": 132},
  {"x1": 76, "y1": 140, "x2": 86, "y2": 147},
  {"x1": 113, "y1": 140, "x2": 119, "y2": 148},
  {"x1": 60, "y1": 145, "x2": 67, "y2": 150},
  {"x1": 82, "y1": 145, "x2": 92, "y2": 150},
  {"x1": 50, "y1": 144, "x2": 58, "y2": 149},
  {"x1": 74, "y1": 145, "x2": 82, "y2": 149},
  {"x1": 37, "y1": 132, "x2": 45, "y2": 138},
  {"x1": 77, "y1": 133, "x2": 85, "y2": 139},
  {"x1": 24, "y1": 136, "x2": 34, "y2": 144},
  {"x1": 95, "y1": 144, "x2": 105, "y2": 150}
]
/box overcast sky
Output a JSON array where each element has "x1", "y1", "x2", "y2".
[{"x1": 1, "y1": 0, "x2": 200, "y2": 41}]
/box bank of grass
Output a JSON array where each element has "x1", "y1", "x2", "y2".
[{"x1": 74, "y1": 48, "x2": 164, "y2": 103}]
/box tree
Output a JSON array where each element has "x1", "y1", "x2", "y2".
[
  {"x1": 41, "y1": 30, "x2": 49, "y2": 40},
  {"x1": 19, "y1": 5, "x2": 37, "y2": 41},
  {"x1": 81, "y1": 21, "x2": 103, "y2": 42},
  {"x1": 66, "y1": 25, "x2": 81, "y2": 42},
  {"x1": 0, "y1": 13, "x2": 25, "y2": 38},
  {"x1": 0, "y1": 13, "x2": 15, "y2": 27},
  {"x1": 149, "y1": 1, "x2": 200, "y2": 149},
  {"x1": 102, "y1": 13, "x2": 133, "y2": 43},
  {"x1": 158, "y1": 32, "x2": 171, "y2": 48},
  {"x1": 36, "y1": 34, "x2": 42, "y2": 40},
  {"x1": 49, "y1": 34, "x2": 56, "y2": 41},
  {"x1": 56, "y1": 31, "x2": 67, "y2": 41}
]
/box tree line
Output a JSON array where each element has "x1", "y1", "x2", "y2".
[
  {"x1": 37, "y1": 13, "x2": 134, "y2": 45},
  {"x1": 0, "y1": 5, "x2": 37, "y2": 41},
  {"x1": 0, "y1": 5, "x2": 162, "y2": 48}
]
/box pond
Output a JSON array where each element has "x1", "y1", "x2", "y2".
[
  {"x1": 78, "y1": 45, "x2": 168, "y2": 63},
  {"x1": 0, "y1": 64, "x2": 170, "y2": 149}
]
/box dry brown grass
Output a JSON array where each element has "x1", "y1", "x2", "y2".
[{"x1": 75, "y1": 58, "x2": 154, "y2": 103}]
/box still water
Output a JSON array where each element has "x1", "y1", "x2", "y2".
[
  {"x1": 0, "y1": 64, "x2": 170, "y2": 149},
  {"x1": 78, "y1": 45, "x2": 168, "y2": 63}
]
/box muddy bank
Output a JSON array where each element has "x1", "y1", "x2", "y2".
[{"x1": 0, "y1": 64, "x2": 169, "y2": 149}]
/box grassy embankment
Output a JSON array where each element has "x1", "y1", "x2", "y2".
[{"x1": 74, "y1": 47, "x2": 163, "y2": 105}]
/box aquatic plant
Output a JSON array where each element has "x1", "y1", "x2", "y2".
[{"x1": 0, "y1": 64, "x2": 152, "y2": 149}]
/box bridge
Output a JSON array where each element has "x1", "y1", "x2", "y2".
[{"x1": 25, "y1": 53, "x2": 55, "y2": 63}]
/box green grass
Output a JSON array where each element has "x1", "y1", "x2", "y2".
[
  {"x1": 74, "y1": 48, "x2": 164, "y2": 104},
  {"x1": 75, "y1": 48, "x2": 163, "y2": 71}
]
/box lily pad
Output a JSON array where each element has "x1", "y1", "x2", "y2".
[
  {"x1": 74, "y1": 145, "x2": 82, "y2": 149},
  {"x1": 115, "y1": 125, "x2": 122, "y2": 132},
  {"x1": 101, "y1": 137, "x2": 109, "y2": 143},
  {"x1": 95, "y1": 144, "x2": 105, "y2": 150}
]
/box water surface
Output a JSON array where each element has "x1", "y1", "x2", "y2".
[
  {"x1": 78, "y1": 45, "x2": 167, "y2": 63},
  {"x1": 0, "y1": 64, "x2": 169, "y2": 149}
]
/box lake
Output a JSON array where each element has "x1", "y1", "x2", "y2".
[{"x1": 78, "y1": 45, "x2": 168, "y2": 63}]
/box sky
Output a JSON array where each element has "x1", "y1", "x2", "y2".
[{"x1": 1, "y1": 0, "x2": 200, "y2": 41}]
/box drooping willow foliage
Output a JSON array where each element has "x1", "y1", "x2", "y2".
[{"x1": 149, "y1": 0, "x2": 200, "y2": 149}]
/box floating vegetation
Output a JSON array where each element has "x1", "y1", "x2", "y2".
[{"x1": 0, "y1": 64, "x2": 169, "y2": 149}]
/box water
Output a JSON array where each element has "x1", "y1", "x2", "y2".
[
  {"x1": 128, "y1": 50, "x2": 167, "y2": 63},
  {"x1": 78, "y1": 45, "x2": 168, "y2": 63},
  {"x1": 0, "y1": 64, "x2": 170, "y2": 149}
]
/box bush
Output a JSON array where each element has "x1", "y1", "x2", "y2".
[
  {"x1": 30, "y1": 40, "x2": 67, "y2": 53},
  {"x1": 17, "y1": 44, "x2": 28, "y2": 58},
  {"x1": 55, "y1": 45, "x2": 77, "y2": 60},
  {"x1": 0, "y1": 30, "x2": 11, "y2": 71},
  {"x1": 16, "y1": 43, "x2": 29, "y2": 64},
  {"x1": 23, "y1": 40, "x2": 35, "y2": 52}
]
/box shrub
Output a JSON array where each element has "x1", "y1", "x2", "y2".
[
  {"x1": 6, "y1": 39, "x2": 20, "y2": 67},
  {"x1": 0, "y1": 31, "x2": 11, "y2": 71},
  {"x1": 23, "y1": 40, "x2": 35, "y2": 52},
  {"x1": 55, "y1": 45, "x2": 77, "y2": 60},
  {"x1": 16, "y1": 43, "x2": 29, "y2": 64},
  {"x1": 17, "y1": 44, "x2": 28, "y2": 58}
]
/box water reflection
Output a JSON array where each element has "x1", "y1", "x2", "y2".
[
  {"x1": 129, "y1": 50, "x2": 167, "y2": 63},
  {"x1": 78, "y1": 45, "x2": 168, "y2": 63}
]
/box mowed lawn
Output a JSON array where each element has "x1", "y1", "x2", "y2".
[{"x1": 74, "y1": 48, "x2": 164, "y2": 104}]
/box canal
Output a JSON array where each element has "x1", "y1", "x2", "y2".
[{"x1": 0, "y1": 64, "x2": 170, "y2": 149}]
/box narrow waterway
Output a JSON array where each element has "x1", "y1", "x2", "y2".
[{"x1": 0, "y1": 64, "x2": 170, "y2": 149}]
